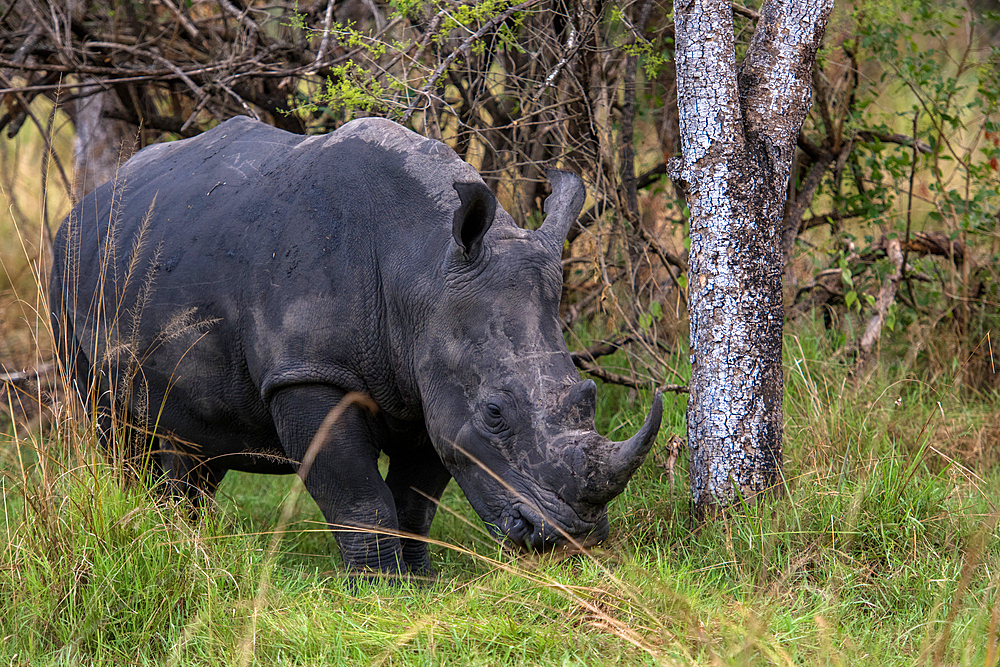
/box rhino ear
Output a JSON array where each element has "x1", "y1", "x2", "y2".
[{"x1": 452, "y1": 181, "x2": 497, "y2": 258}]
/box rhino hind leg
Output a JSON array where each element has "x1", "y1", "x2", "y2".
[
  {"x1": 54, "y1": 315, "x2": 146, "y2": 475},
  {"x1": 384, "y1": 432, "x2": 452, "y2": 577},
  {"x1": 268, "y1": 384, "x2": 406, "y2": 575}
]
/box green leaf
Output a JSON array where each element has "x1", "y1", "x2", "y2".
[{"x1": 649, "y1": 301, "x2": 663, "y2": 321}]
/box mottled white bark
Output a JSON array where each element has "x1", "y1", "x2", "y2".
[{"x1": 671, "y1": 0, "x2": 834, "y2": 516}]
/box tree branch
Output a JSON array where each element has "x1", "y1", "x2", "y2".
[
  {"x1": 571, "y1": 337, "x2": 636, "y2": 364},
  {"x1": 574, "y1": 356, "x2": 688, "y2": 393},
  {"x1": 857, "y1": 130, "x2": 932, "y2": 154}
]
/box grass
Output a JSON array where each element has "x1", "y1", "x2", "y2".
[{"x1": 1, "y1": 321, "x2": 998, "y2": 665}]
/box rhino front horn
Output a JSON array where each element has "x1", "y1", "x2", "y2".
[{"x1": 586, "y1": 392, "x2": 663, "y2": 503}]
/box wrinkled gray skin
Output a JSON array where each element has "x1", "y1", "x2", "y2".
[{"x1": 50, "y1": 117, "x2": 663, "y2": 575}]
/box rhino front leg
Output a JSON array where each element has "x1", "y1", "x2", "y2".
[
  {"x1": 268, "y1": 384, "x2": 405, "y2": 574},
  {"x1": 384, "y1": 432, "x2": 452, "y2": 576},
  {"x1": 157, "y1": 437, "x2": 227, "y2": 506}
]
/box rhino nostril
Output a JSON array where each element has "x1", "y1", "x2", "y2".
[
  {"x1": 518, "y1": 510, "x2": 557, "y2": 552},
  {"x1": 501, "y1": 510, "x2": 530, "y2": 550},
  {"x1": 503, "y1": 508, "x2": 555, "y2": 552}
]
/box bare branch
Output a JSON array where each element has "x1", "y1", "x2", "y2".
[
  {"x1": 571, "y1": 337, "x2": 636, "y2": 364},
  {"x1": 309, "y1": 0, "x2": 336, "y2": 74},
  {"x1": 574, "y1": 356, "x2": 687, "y2": 393},
  {"x1": 857, "y1": 130, "x2": 932, "y2": 154}
]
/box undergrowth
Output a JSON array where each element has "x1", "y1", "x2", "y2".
[{"x1": 1, "y1": 319, "x2": 998, "y2": 666}]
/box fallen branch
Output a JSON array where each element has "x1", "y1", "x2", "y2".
[
  {"x1": 799, "y1": 209, "x2": 862, "y2": 232},
  {"x1": 732, "y1": 2, "x2": 761, "y2": 20},
  {"x1": 787, "y1": 268, "x2": 844, "y2": 319},
  {"x1": 863, "y1": 232, "x2": 965, "y2": 265},
  {"x1": 573, "y1": 358, "x2": 643, "y2": 389},
  {"x1": 907, "y1": 231, "x2": 964, "y2": 265},
  {"x1": 0, "y1": 362, "x2": 57, "y2": 384},
  {"x1": 855, "y1": 237, "x2": 903, "y2": 373}
]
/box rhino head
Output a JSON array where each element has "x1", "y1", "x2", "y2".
[{"x1": 415, "y1": 170, "x2": 663, "y2": 551}]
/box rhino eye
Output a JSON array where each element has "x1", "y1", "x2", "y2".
[{"x1": 484, "y1": 400, "x2": 506, "y2": 432}]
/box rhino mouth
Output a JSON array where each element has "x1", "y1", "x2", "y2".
[{"x1": 497, "y1": 502, "x2": 607, "y2": 552}]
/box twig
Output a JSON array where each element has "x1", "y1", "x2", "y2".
[
  {"x1": 0, "y1": 57, "x2": 173, "y2": 77},
  {"x1": 639, "y1": 226, "x2": 688, "y2": 272},
  {"x1": 361, "y1": 0, "x2": 386, "y2": 33},
  {"x1": 900, "y1": 111, "x2": 920, "y2": 302},
  {"x1": 640, "y1": 228, "x2": 689, "y2": 310},
  {"x1": 561, "y1": 287, "x2": 601, "y2": 329},
  {"x1": 217, "y1": 77, "x2": 260, "y2": 120},
  {"x1": 570, "y1": 163, "x2": 672, "y2": 243},
  {"x1": 620, "y1": 0, "x2": 654, "y2": 224},
  {"x1": 84, "y1": 42, "x2": 216, "y2": 124},
  {"x1": 159, "y1": 0, "x2": 203, "y2": 42},
  {"x1": 812, "y1": 64, "x2": 836, "y2": 148},
  {"x1": 219, "y1": 0, "x2": 262, "y2": 41},
  {"x1": 532, "y1": 6, "x2": 589, "y2": 103}
]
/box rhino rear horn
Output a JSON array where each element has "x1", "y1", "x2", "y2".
[
  {"x1": 536, "y1": 169, "x2": 586, "y2": 255},
  {"x1": 452, "y1": 181, "x2": 497, "y2": 258}
]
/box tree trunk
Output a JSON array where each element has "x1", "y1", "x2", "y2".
[
  {"x1": 67, "y1": 84, "x2": 138, "y2": 202},
  {"x1": 64, "y1": 1, "x2": 139, "y2": 202},
  {"x1": 671, "y1": 0, "x2": 834, "y2": 518}
]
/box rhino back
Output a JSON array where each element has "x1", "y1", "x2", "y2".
[{"x1": 54, "y1": 116, "x2": 482, "y2": 452}]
